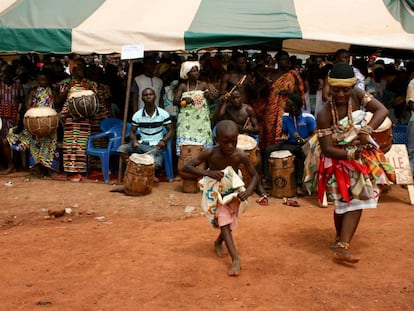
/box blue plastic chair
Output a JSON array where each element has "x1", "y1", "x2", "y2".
[
  {"x1": 392, "y1": 124, "x2": 408, "y2": 145},
  {"x1": 125, "y1": 123, "x2": 174, "y2": 182},
  {"x1": 100, "y1": 118, "x2": 123, "y2": 132},
  {"x1": 86, "y1": 123, "x2": 124, "y2": 183}
]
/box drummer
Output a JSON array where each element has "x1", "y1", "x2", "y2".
[
  {"x1": 262, "y1": 93, "x2": 316, "y2": 196},
  {"x1": 118, "y1": 87, "x2": 174, "y2": 181},
  {"x1": 212, "y1": 87, "x2": 259, "y2": 141}
]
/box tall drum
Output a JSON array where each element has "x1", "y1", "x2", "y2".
[
  {"x1": 177, "y1": 142, "x2": 205, "y2": 193},
  {"x1": 123, "y1": 153, "x2": 155, "y2": 196},
  {"x1": 23, "y1": 107, "x2": 59, "y2": 137},
  {"x1": 269, "y1": 150, "x2": 296, "y2": 198},
  {"x1": 236, "y1": 134, "x2": 258, "y2": 186}
]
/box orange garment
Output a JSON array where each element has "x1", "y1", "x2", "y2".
[{"x1": 263, "y1": 70, "x2": 304, "y2": 150}]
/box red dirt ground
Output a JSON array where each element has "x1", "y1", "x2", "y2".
[{"x1": 0, "y1": 172, "x2": 413, "y2": 311}]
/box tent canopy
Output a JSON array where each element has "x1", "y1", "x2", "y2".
[{"x1": 0, "y1": 0, "x2": 414, "y2": 56}]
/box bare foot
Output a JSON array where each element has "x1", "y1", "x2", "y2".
[
  {"x1": 214, "y1": 240, "x2": 227, "y2": 257},
  {"x1": 333, "y1": 248, "x2": 360, "y2": 264},
  {"x1": 228, "y1": 258, "x2": 241, "y2": 276}
]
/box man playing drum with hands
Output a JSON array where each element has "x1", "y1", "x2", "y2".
[{"x1": 118, "y1": 87, "x2": 174, "y2": 181}]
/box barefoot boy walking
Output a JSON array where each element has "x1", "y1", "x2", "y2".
[{"x1": 183, "y1": 120, "x2": 258, "y2": 276}]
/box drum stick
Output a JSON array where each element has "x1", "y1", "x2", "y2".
[
  {"x1": 242, "y1": 117, "x2": 250, "y2": 130},
  {"x1": 225, "y1": 75, "x2": 247, "y2": 99},
  {"x1": 143, "y1": 146, "x2": 159, "y2": 155}
]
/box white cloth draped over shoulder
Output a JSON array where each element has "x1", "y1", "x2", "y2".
[{"x1": 198, "y1": 166, "x2": 248, "y2": 227}]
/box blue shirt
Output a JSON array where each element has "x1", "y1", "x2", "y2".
[
  {"x1": 132, "y1": 107, "x2": 171, "y2": 146},
  {"x1": 282, "y1": 110, "x2": 316, "y2": 143}
]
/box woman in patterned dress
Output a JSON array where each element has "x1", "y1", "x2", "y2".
[
  {"x1": 57, "y1": 62, "x2": 107, "y2": 177},
  {"x1": 174, "y1": 61, "x2": 213, "y2": 155},
  {"x1": 303, "y1": 63, "x2": 396, "y2": 264},
  {"x1": 24, "y1": 71, "x2": 59, "y2": 175}
]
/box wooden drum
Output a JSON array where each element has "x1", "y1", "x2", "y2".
[
  {"x1": 23, "y1": 107, "x2": 59, "y2": 137},
  {"x1": 177, "y1": 142, "x2": 205, "y2": 193},
  {"x1": 269, "y1": 150, "x2": 296, "y2": 198},
  {"x1": 67, "y1": 90, "x2": 99, "y2": 120},
  {"x1": 364, "y1": 112, "x2": 393, "y2": 153},
  {"x1": 236, "y1": 134, "x2": 258, "y2": 186},
  {"x1": 123, "y1": 153, "x2": 155, "y2": 196}
]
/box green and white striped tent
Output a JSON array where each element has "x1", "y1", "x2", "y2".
[{"x1": 0, "y1": 0, "x2": 414, "y2": 55}]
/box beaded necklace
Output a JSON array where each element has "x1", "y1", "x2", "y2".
[
  {"x1": 187, "y1": 80, "x2": 199, "y2": 92},
  {"x1": 330, "y1": 99, "x2": 353, "y2": 132}
]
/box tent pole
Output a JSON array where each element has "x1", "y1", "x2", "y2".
[{"x1": 117, "y1": 59, "x2": 134, "y2": 184}]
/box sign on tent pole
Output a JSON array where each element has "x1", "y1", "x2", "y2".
[
  {"x1": 117, "y1": 44, "x2": 144, "y2": 184},
  {"x1": 121, "y1": 44, "x2": 144, "y2": 60}
]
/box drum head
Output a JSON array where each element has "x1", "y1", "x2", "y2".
[
  {"x1": 237, "y1": 134, "x2": 257, "y2": 151},
  {"x1": 68, "y1": 89, "x2": 95, "y2": 98},
  {"x1": 129, "y1": 153, "x2": 154, "y2": 165},
  {"x1": 179, "y1": 141, "x2": 204, "y2": 147},
  {"x1": 24, "y1": 107, "x2": 57, "y2": 118},
  {"x1": 0, "y1": 117, "x2": 2, "y2": 131},
  {"x1": 270, "y1": 150, "x2": 292, "y2": 158},
  {"x1": 364, "y1": 112, "x2": 392, "y2": 132},
  {"x1": 375, "y1": 116, "x2": 392, "y2": 132}
]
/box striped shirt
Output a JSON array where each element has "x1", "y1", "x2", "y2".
[{"x1": 131, "y1": 107, "x2": 171, "y2": 146}]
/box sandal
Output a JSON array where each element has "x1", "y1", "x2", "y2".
[
  {"x1": 68, "y1": 174, "x2": 83, "y2": 182},
  {"x1": 256, "y1": 194, "x2": 269, "y2": 206},
  {"x1": 283, "y1": 197, "x2": 300, "y2": 207}
]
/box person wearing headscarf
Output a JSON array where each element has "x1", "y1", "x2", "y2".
[
  {"x1": 174, "y1": 61, "x2": 213, "y2": 155},
  {"x1": 303, "y1": 62, "x2": 395, "y2": 264}
]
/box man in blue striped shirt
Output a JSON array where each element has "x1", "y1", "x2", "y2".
[{"x1": 118, "y1": 88, "x2": 174, "y2": 173}]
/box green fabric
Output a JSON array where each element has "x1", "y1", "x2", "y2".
[
  {"x1": 176, "y1": 90, "x2": 213, "y2": 155},
  {"x1": 185, "y1": 0, "x2": 301, "y2": 50},
  {"x1": 0, "y1": 0, "x2": 105, "y2": 53},
  {"x1": 384, "y1": 0, "x2": 414, "y2": 33},
  {"x1": 0, "y1": 28, "x2": 71, "y2": 53}
]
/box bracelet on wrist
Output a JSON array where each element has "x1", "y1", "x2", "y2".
[
  {"x1": 360, "y1": 125, "x2": 373, "y2": 135},
  {"x1": 346, "y1": 148, "x2": 357, "y2": 160}
]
